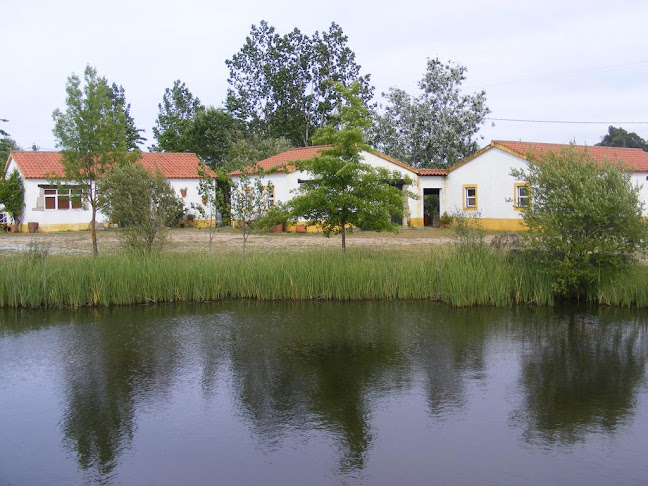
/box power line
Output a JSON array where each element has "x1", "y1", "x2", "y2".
[{"x1": 487, "y1": 118, "x2": 648, "y2": 125}]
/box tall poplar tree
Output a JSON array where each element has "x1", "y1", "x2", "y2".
[
  {"x1": 52, "y1": 65, "x2": 139, "y2": 256},
  {"x1": 226, "y1": 21, "x2": 373, "y2": 147}
]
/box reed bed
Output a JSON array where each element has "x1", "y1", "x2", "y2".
[{"x1": 0, "y1": 246, "x2": 644, "y2": 309}]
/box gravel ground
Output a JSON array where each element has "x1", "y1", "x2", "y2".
[{"x1": 0, "y1": 227, "x2": 466, "y2": 255}]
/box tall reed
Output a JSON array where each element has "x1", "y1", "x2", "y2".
[{"x1": 0, "y1": 246, "x2": 643, "y2": 309}]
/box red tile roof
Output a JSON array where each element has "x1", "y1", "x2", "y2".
[
  {"x1": 230, "y1": 145, "x2": 448, "y2": 177},
  {"x1": 418, "y1": 168, "x2": 449, "y2": 176},
  {"x1": 7, "y1": 151, "x2": 205, "y2": 179},
  {"x1": 230, "y1": 146, "x2": 327, "y2": 176},
  {"x1": 492, "y1": 141, "x2": 648, "y2": 172}
]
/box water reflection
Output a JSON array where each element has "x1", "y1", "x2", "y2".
[
  {"x1": 227, "y1": 302, "x2": 408, "y2": 472},
  {"x1": 1, "y1": 303, "x2": 647, "y2": 485},
  {"x1": 514, "y1": 308, "x2": 648, "y2": 446}
]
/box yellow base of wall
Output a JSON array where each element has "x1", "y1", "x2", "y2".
[
  {"x1": 479, "y1": 218, "x2": 526, "y2": 231},
  {"x1": 410, "y1": 218, "x2": 424, "y2": 227},
  {"x1": 17, "y1": 222, "x2": 108, "y2": 233}
]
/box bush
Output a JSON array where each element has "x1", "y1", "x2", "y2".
[
  {"x1": 98, "y1": 164, "x2": 183, "y2": 253},
  {"x1": 511, "y1": 146, "x2": 648, "y2": 297}
]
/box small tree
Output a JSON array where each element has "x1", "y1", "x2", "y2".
[
  {"x1": 195, "y1": 162, "x2": 232, "y2": 252},
  {"x1": 290, "y1": 83, "x2": 408, "y2": 252},
  {"x1": 0, "y1": 169, "x2": 25, "y2": 227},
  {"x1": 52, "y1": 65, "x2": 140, "y2": 256},
  {"x1": 230, "y1": 173, "x2": 267, "y2": 253},
  {"x1": 511, "y1": 146, "x2": 648, "y2": 297},
  {"x1": 98, "y1": 164, "x2": 183, "y2": 253}
]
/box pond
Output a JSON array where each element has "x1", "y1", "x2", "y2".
[{"x1": 1, "y1": 302, "x2": 647, "y2": 485}]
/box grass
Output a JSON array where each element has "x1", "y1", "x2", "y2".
[{"x1": 1, "y1": 244, "x2": 646, "y2": 309}]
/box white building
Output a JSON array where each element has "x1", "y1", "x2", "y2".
[
  {"x1": 232, "y1": 141, "x2": 648, "y2": 231},
  {"x1": 2, "y1": 151, "x2": 206, "y2": 232}
]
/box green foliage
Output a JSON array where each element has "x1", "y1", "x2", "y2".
[
  {"x1": 98, "y1": 164, "x2": 183, "y2": 254},
  {"x1": 290, "y1": 83, "x2": 406, "y2": 252},
  {"x1": 108, "y1": 83, "x2": 146, "y2": 148},
  {"x1": 512, "y1": 146, "x2": 648, "y2": 297},
  {"x1": 451, "y1": 210, "x2": 486, "y2": 249},
  {"x1": 150, "y1": 80, "x2": 204, "y2": 152},
  {"x1": 0, "y1": 138, "x2": 19, "y2": 171},
  {"x1": 184, "y1": 108, "x2": 239, "y2": 167},
  {"x1": 226, "y1": 135, "x2": 292, "y2": 172},
  {"x1": 0, "y1": 169, "x2": 25, "y2": 224},
  {"x1": 230, "y1": 173, "x2": 268, "y2": 251},
  {"x1": 257, "y1": 201, "x2": 293, "y2": 230},
  {"x1": 52, "y1": 65, "x2": 140, "y2": 255},
  {"x1": 596, "y1": 126, "x2": 648, "y2": 151},
  {"x1": 194, "y1": 163, "x2": 232, "y2": 251},
  {"x1": 226, "y1": 20, "x2": 373, "y2": 147},
  {"x1": 369, "y1": 58, "x2": 489, "y2": 168}
]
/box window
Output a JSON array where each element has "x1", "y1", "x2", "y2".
[
  {"x1": 514, "y1": 183, "x2": 529, "y2": 210},
  {"x1": 43, "y1": 187, "x2": 85, "y2": 210},
  {"x1": 265, "y1": 185, "x2": 275, "y2": 209},
  {"x1": 463, "y1": 185, "x2": 477, "y2": 210}
]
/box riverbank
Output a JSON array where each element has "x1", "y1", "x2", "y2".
[{"x1": 1, "y1": 246, "x2": 646, "y2": 308}]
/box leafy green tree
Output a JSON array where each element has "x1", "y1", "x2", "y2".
[
  {"x1": 194, "y1": 162, "x2": 232, "y2": 252},
  {"x1": 230, "y1": 172, "x2": 267, "y2": 253},
  {"x1": 150, "y1": 80, "x2": 204, "y2": 152},
  {"x1": 369, "y1": 58, "x2": 489, "y2": 168},
  {"x1": 0, "y1": 119, "x2": 19, "y2": 170},
  {"x1": 596, "y1": 126, "x2": 648, "y2": 151},
  {"x1": 183, "y1": 107, "x2": 239, "y2": 167},
  {"x1": 52, "y1": 65, "x2": 140, "y2": 256},
  {"x1": 98, "y1": 164, "x2": 183, "y2": 253},
  {"x1": 108, "y1": 83, "x2": 146, "y2": 149},
  {"x1": 511, "y1": 146, "x2": 648, "y2": 297},
  {"x1": 226, "y1": 134, "x2": 292, "y2": 172},
  {"x1": 0, "y1": 169, "x2": 25, "y2": 226},
  {"x1": 226, "y1": 20, "x2": 373, "y2": 147},
  {"x1": 290, "y1": 83, "x2": 408, "y2": 252}
]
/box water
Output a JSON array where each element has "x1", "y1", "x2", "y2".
[{"x1": 1, "y1": 302, "x2": 647, "y2": 485}]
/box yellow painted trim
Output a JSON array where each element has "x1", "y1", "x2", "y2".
[
  {"x1": 479, "y1": 218, "x2": 527, "y2": 231},
  {"x1": 410, "y1": 217, "x2": 424, "y2": 227},
  {"x1": 367, "y1": 148, "x2": 421, "y2": 175},
  {"x1": 447, "y1": 144, "x2": 494, "y2": 172},
  {"x1": 513, "y1": 182, "x2": 530, "y2": 211},
  {"x1": 462, "y1": 184, "x2": 478, "y2": 211},
  {"x1": 16, "y1": 222, "x2": 104, "y2": 233}
]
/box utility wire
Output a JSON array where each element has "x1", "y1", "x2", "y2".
[{"x1": 486, "y1": 118, "x2": 648, "y2": 125}]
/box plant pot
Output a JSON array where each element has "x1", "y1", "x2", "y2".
[
  {"x1": 271, "y1": 223, "x2": 283, "y2": 233},
  {"x1": 296, "y1": 224, "x2": 307, "y2": 233},
  {"x1": 28, "y1": 222, "x2": 39, "y2": 233}
]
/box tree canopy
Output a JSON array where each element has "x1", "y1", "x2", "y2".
[
  {"x1": 52, "y1": 65, "x2": 140, "y2": 256},
  {"x1": 108, "y1": 83, "x2": 146, "y2": 149},
  {"x1": 290, "y1": 83, "x2": 407, "y2": 252},
  {"x1": 369, "y1": 58, "x2": 489, "y2": 169},
  {"x1": 226, "y1": 20, "x2": 373, "y2": 147},
  {"x1": 150, "y1": 80, "x2": 205, "y2": 152},
  {"x1": 98, "y1": 164, "x2": 183, "y2": 253},
  {"x1": 512, "y1": 146, "x2": 648, "y2": 297},
  {"x1": 0, "y1": 169, "x2": 24, "y2": 225},
  {"x1": 596, "y1": 126, "x2": 648, "y2": 151}
]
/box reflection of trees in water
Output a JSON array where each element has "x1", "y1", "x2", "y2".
[
  {"x1": 228, "y1": 301, "x2": 409, "y2": 473},
  {"x1": 514, "y1": 309, "x2": 648, "y2": 446},
  {"x1": 409, "y1": 307, "x2": 496, "y2": 417},
  {"x1": 58, "y1": 306, "x2": 188, "y2": 484}
]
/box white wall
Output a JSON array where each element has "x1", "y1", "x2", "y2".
[
  {"x1": 446, "y1": 147, "x2": 529, "y2": 220},
  {"x1": 630, "y1": 173, "x2": 648, "y2": 216}
]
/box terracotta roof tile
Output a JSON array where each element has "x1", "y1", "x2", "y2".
[
  {"x1": 8, "y1": 151, "x2": 205, "y2": 179},
  {"x1": 418, "y1": 168, "x2": 449, "y2": 176},
  {"x1": 230, "y1": 145, "x2": 448, "y2": 177},
  {"x1": 230, "y1": 146, "x2": 327, "y2": 176},
  {"x1": 493, "y1": 141, "x2": 648, "y2": 172}
]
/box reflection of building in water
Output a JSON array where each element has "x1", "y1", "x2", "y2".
[{"x1": 514, "y1": 311, "x2": 648, "y2": 446}]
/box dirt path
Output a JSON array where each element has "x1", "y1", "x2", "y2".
[{"x1": 0, "y1": 227, "x2": 464, "y2": 254}]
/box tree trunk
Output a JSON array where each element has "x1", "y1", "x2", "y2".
[
  {"x1": 341, "y1": 224, "x2": 346, "y2": 254},
  {"x1": 91, "y1": 205, "x2": 98, "y2": 257}
]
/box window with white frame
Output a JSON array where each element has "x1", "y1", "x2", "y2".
[
  {"x1": 44, "y1": 187, "x2": 85, "y2": 210},
  {"x1": 463, "y1": 185, "x2": 477, "y2": 210},
  {"x1": 515, "y1": 183, "x2": 529, "y2": 209}
]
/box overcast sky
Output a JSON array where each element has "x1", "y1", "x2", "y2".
[{"x1": 2, "y1": 0, "x2": 647, "y2": 152}]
